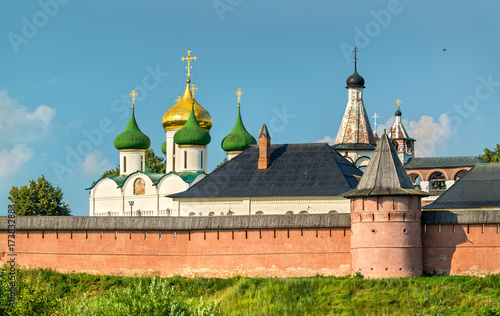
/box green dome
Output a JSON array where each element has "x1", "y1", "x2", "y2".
[
  {"x1": 174, "y1": 103, "x2": 211, "y2": 146},
  {"x1": 161, "y1": 141, "x2": 166, "y2": 155},
  {"x1": 114, "y1": 109, "x2": 151, "y2": 150},
  {"x1": 221, "y1": 107, "x2": 257, "y2": 152}
]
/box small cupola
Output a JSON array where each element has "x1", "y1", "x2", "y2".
[
  {"x1": 221, "y1": 88, "x2": 257, "y2": 160},
  {"x1": 174, "y1": 101, "x2": 211, "y2": 147},
  {"x1": 346, "y1": 47, "x2": 365, "y2": 88}
]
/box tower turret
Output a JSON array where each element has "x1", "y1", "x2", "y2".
[
  {"x1": 114, "y1": 89, "x2": 150, "y2": 175},
  {"x1": 221, "y1": 88, "x2": 257, "y2": 160},
  {"x1": 343, "y1": 132, "x2": 428, "y2": 278},
  {"x1": 333, "y1": 47, "x2": 376, "y2": 171},
  {"x1": 389, "y1": 98, "x2": 415, "y2": 165}
]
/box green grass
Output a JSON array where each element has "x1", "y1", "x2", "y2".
[{"x1": 1, "y1": 265, "x2": 500, "y2": 315}]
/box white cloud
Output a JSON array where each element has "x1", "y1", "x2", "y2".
[
  {"x1": 78, "y1": 151, "x2": 111, "y2": 176},
  {"x1": 408, "y1": 114, "x2": 455, "y2": 157},
  {"x1": 0, "y1": 144, "x2": 34, "y2": 176},
  {"x1": 317, "y1": 135, "x2": 336, "y2": 145},
  {"x1": 0, "y1": 90, "x2": 56, "y2": 143},
  {"x1": 45, "y1": 78, "x2": 58, "y2": 85}
]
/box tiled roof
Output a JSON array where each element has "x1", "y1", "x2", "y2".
[
  {"x1": 424, "y1": 163, "x2": 500, "y2": 209},
  {"x1": 343, "y1": 133, "x2": 428, "y2": 197},
  {"x1": 405, "y1": 156, "x2": 484, "y2": 169},
  {"x1": 170, "y1": 143, "x2": 363, "y2": 198}
]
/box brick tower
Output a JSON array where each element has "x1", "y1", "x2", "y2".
[{"x1": 343, "y1": 132, "x2": 428, "y2": 278}]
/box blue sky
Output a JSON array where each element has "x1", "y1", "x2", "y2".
[{"x1": 1, "y1": 1, "x2": 500, "y2": 216}]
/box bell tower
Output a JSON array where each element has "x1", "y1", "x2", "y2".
[{"x1": 389, "y1": 98, "x2": 415, "y2": 165}]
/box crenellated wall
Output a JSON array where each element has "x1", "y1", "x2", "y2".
[{"x1": 1, "y1": 211, "x2": 500, "y2": 278}]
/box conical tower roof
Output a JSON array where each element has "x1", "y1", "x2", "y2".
[
  {"x1": 222, "y1": 107, "x2": 256, "y2": 153},
  {"x1": 174, "y1": 102, "x2": 211, "y2": 146},
  {"x1": 343, "y1": 132, "x2": 428, "y2": 197},
  {"x1": 114, "y1": 109, "x2": 151, "y2": 150}
]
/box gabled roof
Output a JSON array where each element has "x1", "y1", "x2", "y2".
[
  {"x1": 404, "y1": 156, "x2": 484, "y2": 169},
  {"x1": 87, "y1": 170, "x2": 204, "y2": 190},
  {"x1": 170, "y1": 143, "x2": 363, "y2": 198},
  {"x1": 424, "y1": 163, "x2": 500, "y2": 209},
  {"x1": 343, "y1": 133, "x2": 429, "y2": 197}
]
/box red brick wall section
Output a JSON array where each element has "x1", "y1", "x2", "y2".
[
  {"x1": 422, "y1": 224, "x2": 500, "y2": 276},
  {"x1": 0, "y1": 228, "x2": 351, "y2": 278}
]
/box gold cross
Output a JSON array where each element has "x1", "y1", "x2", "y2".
[
  {"x1": 175, "y1": 95, "x2": 181, "y2": 102},
  {"x1": 395, "y1": 98, "x2": 402, "y2": 110},
  {"x1": 129, "y1": 89, "x2": 138, "y2": 109},
  {"x1": 235, "y1": 87, "x2": 244, "y2": 107},
  {"x1": 181, "y1": 49, "x2": 197, "y2": 81},
  {"x1": 191, "y1": 83, "x2": 198, "y2": 98}
]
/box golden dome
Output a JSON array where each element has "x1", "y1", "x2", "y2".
[{"x1": 162, "y1": 81, "x2": 213, "y2": 131}]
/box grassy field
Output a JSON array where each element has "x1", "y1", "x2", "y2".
[{"x1": 1, "y1": 265, "x2": 500, "y2": 315}]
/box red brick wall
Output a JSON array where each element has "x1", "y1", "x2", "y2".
[
  {"x1": 0, "y1": 228, "x2": 351, "y2": 278},
  {"x1": 422, "y1": 224, "x2": 500, "y2": 276}
]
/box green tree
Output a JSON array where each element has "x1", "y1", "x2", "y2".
[
  {"x1": 479, "y1": 144, "x2": 500, "y2": 163},
  {"x1": 8, "y1": 175, "x2": 71, "y2": 216},
  {"x1": 214, "y1": 157, "x2": 228, "y2": 171},
  {"x1": 101, "y1": 166, "x2": 120, "y2": 178}
]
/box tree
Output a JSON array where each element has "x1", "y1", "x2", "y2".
[
  {"x1": 214, "y1": 157, "x2": 228, "y2": 171},
  {"x1": 8, "y1": 175, "x2": 71, "y2": 216},
  {"x1": 479, "y1": 144, "x2": 500, "y2": 163},
  {"x1": 99, "y1": 148, "x2": 165, "y2": 178}
]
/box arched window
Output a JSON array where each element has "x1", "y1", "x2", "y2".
[
  {"x1": 454, "y1": 169, "x2": 468, "y2": 181},
  {"x1": 136, "y1": 210, "x2": 141, "y2": 217},
  {"x1": 406, "y1": 141, "x2": 414, "y2": 155},
  {"x1": 208, "y1": 212, "x2": 214, "y2": 216},
  {"x1": 408, "y1": 173, "x2": 421, "y2": 190},
  {"x1": 392, "y1": 141, "x2": 399, "y2": 152},
  {"x1": 184, "y1": 151, "x2": 187, "y2": 169},
  {"x1": 429, "y1": 172, "x2": 446, "y2": 192},
  {"x1": 227, "y1": 211, "x2": 234, "y2": 216},
  {"x1": 123, "y1": 156, "x2": 127, "y2": 173},
  {"x1": 328, "y1": 210, "x2": 338, "y2": 214},
  {"x1": 286, "y1": 211, "x2": 294, "y2": 215},
  {"x1": 134, "y1": 178, "x2": 145, "y2": 195},
  {"x1": 188, "y1": 212, "x2": 195, "y2": 217},
  {"x1": 299, "y1": 211, "x2": 308, "y2": 215},
  {"x1": 255, "y1": 211, "x2": 264, "y2": 215}
]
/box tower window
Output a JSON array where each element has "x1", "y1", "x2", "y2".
[
  {"x1": 201, "y1": 151, "x2": 203, "y2": 169},
  {"x1": 124, "y1": 156, "x2": 126, "y2": 173},
  {"x1": 184, "y1": 151, "x2": 187, "y2": 169},
  {"x1": 141, "y1": 156, "x2": 143, "y2": 172}
]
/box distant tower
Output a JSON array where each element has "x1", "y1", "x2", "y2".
[
  {"x1": 162, "y1": 49, "x2": 213, "y2": 173},
  {"x1": 333, "y1": 47, "x2": 377, "y2": 171},
  {"x1": 343, "y1": 132, "x2": 428, "y2": 278},
  {"x1": 221, "y1": 88, "x2": 257, "y2": 160},
  {"x1": 114, "y1": 90, "x2": 151, "y2": 175},
  {"x1": 389, "y1": 98, "x2": 415, "y2": 165}
]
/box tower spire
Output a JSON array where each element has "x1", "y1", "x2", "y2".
[
  {"x1": 235, "y1": 87, "x2": 244, "y2": 108},
  {"x1": 129, "y1": 89, "x2": 138, "y2": 109},
  {"x1": 181, "y1": 49, "x2": 197, "y2": 83},
  {"x1": 353, "y1": 46, "x2": 359, "y2": 72}
]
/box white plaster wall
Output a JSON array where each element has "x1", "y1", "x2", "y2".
[
  {"x1": 165, "y1": 130, "x2": 178, "y2": 173},
  {"x1": 420, "y1": 181, "x2": 430, "y2": 192},
  {"x1": 173, "y1": 196, "x2": 351, "y2": 216},
  {"x1": 119, "y1": 151, "x2": 145, "y2": 175},
  {"x1": 227, "y1": 152, "x2": 239, "y2": 161},
  {"x1": 177, "y1": 146, "x2": 205, "y2": 172},
  {"x1": 91, "y1": 179, "x2": 124, "y2": 216},
  {"x1": 122, "y1": 173, "x2": 158, "y2": 215},
  {"x1": 158, "y1": 175, "x2": 189, "y2": 213}
]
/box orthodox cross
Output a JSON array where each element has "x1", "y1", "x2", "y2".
[
  {"x1": 181, "y1": 49, "x2": 197, "y2": 81},
  {"x1": 396, "y1": 98, "x2": 402, "y2": 110},
  {"x1": 191, "y1": 83, "x2": 198, "y2": 98},
  {"x1": 372, "y1": 113, "x2": 379, "y2": 133},
  {"x1": 175, "y1": 95, "x2": 181, "y2": 103},
  {"x1": 235, "y1": 87, "x2": 244, "y2": 108},
  {"x1": 129, "y1": 89, "x2": 138, "y2": 109},
  {"x1": 353, "y1": 46, "x2": 359, "y2": 71}
]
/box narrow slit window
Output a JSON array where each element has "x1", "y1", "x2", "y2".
[
  {"x1": 201, "y1": 151, "x2": 203, "y2": 169},
  {"x1": 124, "y1": 156, "x2": 126, "y2": 173},
  {"x1": 184, "y1": 151, "x2": 187, "y2": 169}
]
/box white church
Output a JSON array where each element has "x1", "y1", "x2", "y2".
[{"x1": 89, "y1": 48, "x2": 459, "y2": 217}]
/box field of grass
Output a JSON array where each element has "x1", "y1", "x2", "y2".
[{"x1": 1, "y1": 265, "x2": 500, "y2": 315}]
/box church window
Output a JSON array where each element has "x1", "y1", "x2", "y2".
[
  {"x1": 392, "y1": 141, "x2": 399, "y2": 152},
  {"x1": 124, "y1": 156, "x2": 127, "y2": 173},
  {"x1": 409, "y1": 173, "x2": 421, "y2": 190},
  {"x1": 141, "y1": 156, "x2": 143, "y2": 172},
  {"x1": 184, "y1": 151, "x2": 187, "y2": 169},
  {"x1": 255, "y1": 211, "x2": 264, "y2": 215},
  {"x1": 454, "y1": 169, "x2": 468, "y2": 181},
  {"x1": 201, "y1": 151, "x2": 203, "y2": 169},
  {"x1": 208, "y1": 212, "x2": 214, "y2": 216},
  {"x1": 188, "y1": 212, "x2": 195, "y2": 217},
  {"x1": 429, "y1": 172, "x2": 446, "y2": 192},
  {"x1": 227, "y1": 211, "x2": 234, "y2": 216},
  {"x1": 173, "y1": 144, "x2": 176, "y2": 172},
  {"x1": 299, "y1": 211, "x2": 308, "y2": 215},
  {"x1": 329, "y1": 210, "x2": 338, "y2": 214},
  {"x1": 286, "y1": 211, "x2": 294, "y2": 215},
  {"x1": 134, "y1": 178, "x2": 145, "y2": 195}
]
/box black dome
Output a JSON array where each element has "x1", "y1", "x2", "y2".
[
  {"x1": 395, "y1": 109, "x2": 402, "y2": 116},
  {"x1": 346, "y1": 71, "x2": 365, "y2": 88}
]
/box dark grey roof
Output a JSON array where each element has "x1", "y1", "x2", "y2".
[
  {"x1": 259, "y1": 124, "x2": 270, "y2": 138},
  {"x1": 405, "y1": 156, "x2": 484, "y2": 169},
  {"x1": 170, "y1": 143, "x2": 363, "y2": 198},
  {"x1": 332, "y1": 143, "x2": 376, "y2": 150},
  {"x1": 343, "y1": 133, "x2": 429, "y2": 197},
  {"x1": 424, "y1": 163, "x2": 500, "y2": 209}
]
